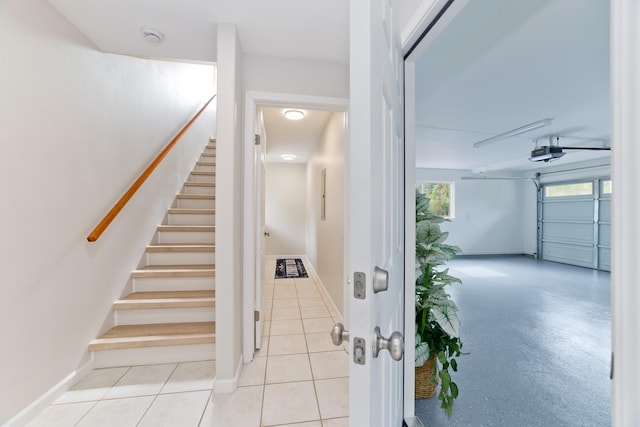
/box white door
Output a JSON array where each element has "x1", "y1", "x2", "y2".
[
  {"x1": 254, "y1": 108, "x2": 266, "y2": 349},
  {"x1": 348, "y1": 0, "x2": 405, "y2": 425}
]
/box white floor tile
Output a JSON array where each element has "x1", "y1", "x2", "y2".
[
  {"x1": 262, "y1": 381, "x2": 320, "y2": 426},
  {"x1": 322, "y1": 417, "x2": 349, "y2": 427},
  {"x1": 263, "y1": 320, "x2": 272, "y2": 336},
  {"x1": 26, "y1": 401, "x2": 96, "y2": 427},
  {"x1": 300, "y1": 306, "x2": 331, "y2": 319},
  {"x1": 271, "y1": 307, "x2": 302, "y2": 320},
  {"x1": 315, "y1": 378, "x2": 349, "y2": 420},
  {"x1": 271, "y1": 319, "x2": 304, "y2": 335},
  {"x1": 161, "y1": 360, "x2": 215, "y2": 394},
  {"x1": 309, "y1": 351, "x2": 349, "y2": 380},
  {"x1": 274, "y1": 285, "x2": 298, "y2": 299},
  {"x1": 306, "y1": 333, "x2": 338, "y2": 353},
  {"x1": 273, "y1": 298, "x2": 300, "y2": 309},
  {"x1": 103, "y1": 364, "x2": 176, "y2": 399},
  {"x1": 303, "y1": 318, "x2": 334, "y2": 334},
  {"x1": 266, "y1": 354, "x2": 313, "y2": 384},
  {"x1": 274, "y1": 422, "x2": 323, "y2": 427},
  {"x1": 212, "y1": 385, "x2": 262, "y2": 427},
  {"x1": 54, "y1": 367, "x2": 129, "y2": 404},
  {"x1": 198, "y1": 396, "x2": 213, "y2": 426},
  {"x1": 238, "y1": 356, "x2": 267, "y2": 386},
  {"x1": 75, "y1": 396, "x2": 154, "y2": 427},
  {"x1": 298, "y1": 297, "x2": 326, "y2": 308},
  {"x1": 255, "y1": 336, "x2": 270, "y2": 358},
  {"x1": 296, "y1": 287, "x2": 321, "y2": 298},
  {"x1": 268, "y1": 334, "x2": 308, "y2": 356},
  {"x1": 138, "y1": 390, "x2": 210, "y2": 427}
]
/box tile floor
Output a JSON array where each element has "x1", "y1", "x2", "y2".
[
  {"x1": 26, "y1": 256, "x2": 348, "y2": 427},
  {"x1": 213, "y1": 256, "x2": 349, "y2": 426}
]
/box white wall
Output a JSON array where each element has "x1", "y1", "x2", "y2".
[
  {"x1": 265, "y1": 164, "x2": 308, "y2": 255},
  {"x1": 0, "y1": 0, "x2": 216, "y2": 422},
  {"x1": 243, "y1": 55, "x2": 349, "y2": 99},
  {"x1": 306, "y1": 113, "x2": 346, "y2": 314},
  {"x1": 415, "y1": 169, "x2": 537, "y2": 255},
  {"x1": 214, "y1": 22, "x2": 244, "y2": 393}
]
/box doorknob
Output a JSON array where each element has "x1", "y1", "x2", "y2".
[
  {"x1": 373, "y1": 327, "x2": 404, "y2": 361},
  {"x1": 330, "y1": 323, "x2": 350, "y2": 346},
  {"x1": 264, "y1": 231, "x2": 270, "y2": 237}
]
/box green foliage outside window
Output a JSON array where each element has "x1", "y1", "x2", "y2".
[{"x1": 416, "y1": 182, "x2": 453, "y2": 218}]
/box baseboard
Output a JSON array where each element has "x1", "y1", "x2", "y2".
[
  {"x1": 5, "y1": 359, "x2": 95, "y2": 427},
  {"x1": 301, "y1": 255, "x2": 343, "y2": 324},
  {"x1": 213, "y1": 353, "x2": 242, "y2": 394}
]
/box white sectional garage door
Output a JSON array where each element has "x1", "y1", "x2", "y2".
[{"x1": 539, "y1": 179, "x2": 611, "y2": 271}]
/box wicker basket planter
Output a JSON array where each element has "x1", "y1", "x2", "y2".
[{"x1": 415, "y1": 352, "x2": 438, "y2": 399}]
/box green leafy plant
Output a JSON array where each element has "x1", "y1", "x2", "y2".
[{"x1": 415, "y1": 189, "x2": 463, "y2": 417}]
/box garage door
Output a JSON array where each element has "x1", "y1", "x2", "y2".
[{"x1": 539, "y1": 179, "x2": 611, "y2": 271}]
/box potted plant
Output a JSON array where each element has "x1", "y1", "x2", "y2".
[{"x1": 414, "y1": 189, "x2": 463, "y2": 417}]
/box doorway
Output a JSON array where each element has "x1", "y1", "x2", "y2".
[{"x1": 404, "y1": 0, "x2": 612, "y2": 424}]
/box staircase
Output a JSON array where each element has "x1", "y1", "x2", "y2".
[{"x1": 89, "y1": 140, "x2": 217, "y2": 368}]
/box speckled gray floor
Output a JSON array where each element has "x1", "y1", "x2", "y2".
[{"x1": 415, "y1": 256, "x2": 611, "y2": 427}]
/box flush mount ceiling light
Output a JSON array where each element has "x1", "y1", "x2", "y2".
[
  {"x1": 284, "y1": 110, "x2": 305, "y2": 120},
  {"x1": 280, "y1": 154, "x2": 297, "y2": 161},
  {"x1": 473, "y1": 119, "x2": 553, "y2": 148},
  {"x1": 141, "y1": 26, "x2": 164, "y2": 43}
]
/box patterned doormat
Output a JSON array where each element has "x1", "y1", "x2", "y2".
[{"x1": 275, "y1": 258, "x2": 308, "y2": 279}]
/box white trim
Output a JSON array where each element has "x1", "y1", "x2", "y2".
[
  {"x1": 213, "y1": 353, "x2": 243, "y2": 394},
  {"x1": 300, "y1": 255, "x2": 344, "y2": 324},
  {"x1": 400, "y1": 0, "x2": 470, "y2": 55},
  {"x1": 611, "y1": 0, "x2": 640, "y2": 424},
  {"x1": 5, "y1": 359, "x2": 95, "y2": 427},
  {"x1": 242, "y1": 91, "x2": 348, "y2": 365}
]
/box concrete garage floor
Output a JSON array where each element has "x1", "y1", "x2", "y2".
[{"x1": 415, "y1": 256, "x2": 611, "y2": 427}]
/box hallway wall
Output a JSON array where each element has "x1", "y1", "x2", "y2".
[
  {"x1": 306, "y1": 112, "x2": 346, "y2": 314},
  {"x1": 0, "y1": 0, "x2": 216, "y2": 422},
  {"x1": 265, "y1": 163, "x2": 308, "y2": 255}
]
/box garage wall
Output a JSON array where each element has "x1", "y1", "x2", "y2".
[{"x1": 415, "y1": 169, "x2": 537, "y2": 255}]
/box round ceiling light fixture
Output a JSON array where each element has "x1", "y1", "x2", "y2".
[
  {"x1": 280, "y1": 154, "x2": 297, "y2": 161},
  {"x1": 284, "y1": 110, "x2": 305, "y2": 120},
  {"x1": 141, "y1": 26, "x2": 165, "y2": 43}
]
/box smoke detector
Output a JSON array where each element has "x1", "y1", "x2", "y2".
[{"x1": 141, "y1": 26, "x2": 164, "y2": 43}]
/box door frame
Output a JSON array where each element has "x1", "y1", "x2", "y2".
[
  {"x1": 402, "y1": 0, "x2": 640, "y2": 424},
  {"x1": 242, "y1": 91, "x2": 349, "y2": 363}
]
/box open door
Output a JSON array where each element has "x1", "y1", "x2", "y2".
[
  {"x1": 254, "y1": 108, "x2": 266, "y2": 350},
  {"x1": 345, "y1": 0, "x2": 405, "y2": 425}
]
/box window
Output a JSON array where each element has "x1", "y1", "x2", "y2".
[
  {"x1": 544, "y1": 182, "x2": 593, "y2": 198},
  {"x1": 416, "y1": 181, "x2": 454, "y2": 218},
  {"x1": 601, "y1": 180, "x2": 612, "y2": 194}
]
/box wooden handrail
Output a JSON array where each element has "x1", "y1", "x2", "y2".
[{"x1": 87, "y1": 94, "x2": 216, "y2": 242}]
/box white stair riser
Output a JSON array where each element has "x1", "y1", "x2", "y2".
[
  {"x1": 116, "y1": 307, "x2": 215, "y2": 325},
  {"x1": 156, "y1": 230, "x2": 215, "y2": 244},
  {"x1": 200, "y1": 156, "x2": 215, "y2": 163},
  {"x1": 145, "y1": 251, "x2": 215, "y2": 266},
  {"x1": 182, "y1": 185, "x2": 215, "y2": 196},
  {"x1": 93, "y1": 344, "x2": 216, "y2": 368},
  {"x1": 204, "y1": 148, "x2": 215, "y2": 155},
  {"x1": 133, "y1": 276, "x2": 215, "y2": 292},
  {"x1": 175, "y1": 198, "x2": 215, "y2": 209},
  {"x1": 167, "y1": 213, "x2": 215, "y2": 225},
  {"x1": 132, "y1": 277, "x2": 216, "y2": 292},
  {"x1": 195, "y1": 164, "x2": 216, "y2": 172},
  {"x1": 189, "y1": 173, "x2": 215, "y2": 183}
]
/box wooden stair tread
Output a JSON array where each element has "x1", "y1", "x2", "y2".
[
  {"x1": 123, "y1": 290, "x2": 215, "y2": 300},
  {"x1": 157, "y1": 225, "x2": 215, "y2": 231},
  {"x1": 90, "y1": 322, "x2": 216, "y2": 350},
  {"x1": 114, "y1": 291, "x2": 215, "y2": 309},
  {"x1": 190, "y1": 171, "x2": 215, "y2": 176},
  {"x1": 132, "y1": 265, "x2": 215, "y2": 278},
  {"x1": 167, "y1": 208, "x2": 215, "y2": 214},
  {"x1": 175, "y1": 194, "x2": 215, "y2": 200},
  {"x1": 184, "y1": 182, "x2": 215, "y2": 187},
  {"x1": 146, "y1": 244, "x2": 215, "y2": 252},
  {"x1": 196, "y1": 161, "x2": 216, "y2": 166}
]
